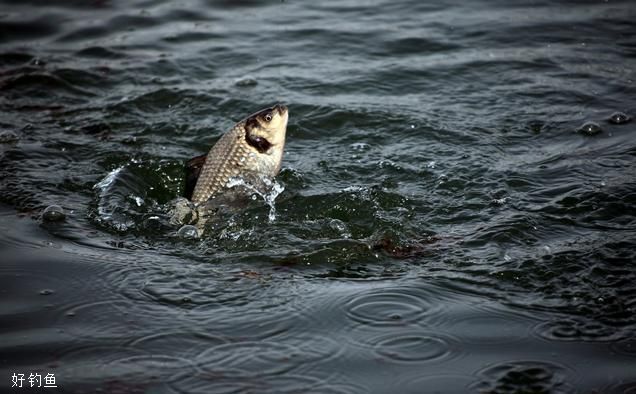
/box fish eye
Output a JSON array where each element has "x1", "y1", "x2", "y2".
[{"x1": 264, "y1": 113, "x2": 273, "y2": 122}]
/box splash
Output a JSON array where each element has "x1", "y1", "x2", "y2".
[
  {"x1": 93, "y1": 167, "x2": 131, "y2": 231},
  {"x1": 226, "y1": 176, "x2": 285, "y2": 223},
  {"x1": 94, "y1": 166, "x2": 123, "y2": 192},
  {"x1": 92, "y1": 166, "x2": 147, "y2": 232}
]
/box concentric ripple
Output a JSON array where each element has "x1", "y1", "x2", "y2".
[
  {"x1": 534, "y1": 317, "x2": 628, "y2": 342},
  {"x1": 59, "y1": 299, "x2": 174, "y2": 341},
  {"x1": 344, "y1": 286, "x2": 438, "y2": 327},
  {"x1": 194, "y1": 341, "x2": 298, "y2": 377},
  {"x1": 56, "y1": 345, "x2": 148, "y2": 382},
  {"x1": 103, "y1": 354, "x2": 195, "y2": 384},
  {"x1": 169, "y1": 372, "x2": 366, "y2": 394},
  {"x1": 363, "y1": 331, "x2": 458, "y2": 364},
  {"x1": 444, "y1": 306, "x2": 532, "y2": 345},
  {"x1": 127, "y1": 330, "x2": 229, "y2": 360}
]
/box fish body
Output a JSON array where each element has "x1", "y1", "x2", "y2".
[{"x1": 187, "y1": 104, "x2": 289, "y2": 207}]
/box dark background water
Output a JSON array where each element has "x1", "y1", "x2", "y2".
[{"x1": 1, "y1": 0, "x2": 636, "y2": 392}]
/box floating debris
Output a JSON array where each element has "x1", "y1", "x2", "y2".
[
  {"x1": 372, "y1": 234, "x2": 439, "y2": 259},
  {"x1": 42, "y1": 205, "x2": 66, "y2": 222}
]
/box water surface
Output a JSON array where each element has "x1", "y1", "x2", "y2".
[{"x1": 1, "y1": 0, "x2": 636, "y2": 392}]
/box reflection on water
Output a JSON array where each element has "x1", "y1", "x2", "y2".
[{"x1": 2, "y1": 0, "x2": 636, "y2": 392}]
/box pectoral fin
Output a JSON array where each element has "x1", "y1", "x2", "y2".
[{"x1": 184, "y1": 154, "x2": 207, "y2": 200}]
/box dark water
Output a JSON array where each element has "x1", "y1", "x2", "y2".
[{"x1": 1, "y1": 0, "x2": 636, "y2": 392}]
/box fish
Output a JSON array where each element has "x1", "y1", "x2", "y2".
[{"x1": 185, "y1": 104, "x2": 289, "y2": 207}]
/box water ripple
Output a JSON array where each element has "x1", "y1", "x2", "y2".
[
  {"x1": 534, "y1": 318, "x2": 628, "y2": 343},
  {"x1": 472, "y1": 360, "x2": 575, "y2": 394},
  {"x1": 127, "y1": 330, "x2": 229, "y2": 358},
  {"x1": 365, "y1": 331, "x2": 458, "y2": 364},
  {"x1": 59, "y1": 299, "x2": 173, "y2": 341},
  {"x1": 444, "y1": 308, "x2": 531, "y2": 345},
  {"x1": 2, "y1": 0, "x2": 636, "y2": 391},
  {"x1": 344, "y1": 286, "x2": 438, "y2": 328},
  {"x1": 601, "y1": 381, "x2": 636, "y2": 394},
  {"x1": 194, "y1": 341, "x2": 298, "y2": 377},
  {"x1": 170, "y1": 372, "x2": 365, "y2": 394}
]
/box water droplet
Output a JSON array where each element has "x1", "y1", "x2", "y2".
[
  {"x1": 329, "y1": 219, "x2": 345, "y2": 231},
  {"x1": 492, "y1": 197, "x2": 508, "y2": 205},
  {"x1": 608, "y1": 111, "x2": 631, "y2": 125},
  {"x1": 328, "y1": 219, "x2": 351, "y2": 238},
  {"x1": 42, "y1": 205, "x2": 66, "y2": 222},
  {"x1": 30, "y1": 57, "x2": 46, "y2": 66},
  {"x1": 177, "y1": 225, "x2": 199, "y2": 239},
  {"x1": 577, "y1": 121, "x2": 602, "y2": 136}
]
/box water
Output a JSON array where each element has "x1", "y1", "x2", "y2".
[{"x1": 1, "y1": 0, "x2": 636, "y2": 392}]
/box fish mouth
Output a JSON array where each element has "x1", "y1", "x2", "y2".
[
  {"x1": 274, "y1": 104, "x2": 289, "y2": 127},
  {"x1": 274, "y1": 104, "x2": 288, "y2": 115}
]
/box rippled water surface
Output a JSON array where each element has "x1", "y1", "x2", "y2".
[{"x1": 2, "y1": 0, "x2": 636, "y2": 392}]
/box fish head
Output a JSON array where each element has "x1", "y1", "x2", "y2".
[{"x1": 243, "y1": 104, "x2": 288, "y2": 154}]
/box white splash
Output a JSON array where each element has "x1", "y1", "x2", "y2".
[
  {"x1": 265, "y1": 180, "x2": 285, "y2": 222},
  {"x1": 94, "y1": 166, "x2": 123, "y2": 191},
  {"x1": 93, "y1": 166, "x2": 124, "y2": 221},
  {"x1": 226, "y1": 176, "x2": 285, "y2": 223},
  {"x1": 93, "y1": 166, "x2": 132, "y2": 231},
  {"x1": 132, "y1": 196, "x2": 144, "y2": 207}
]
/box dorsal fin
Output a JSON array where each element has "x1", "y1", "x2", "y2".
[{"x1": 184, "y1": 154, "x2": 207, "y2": 200}]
